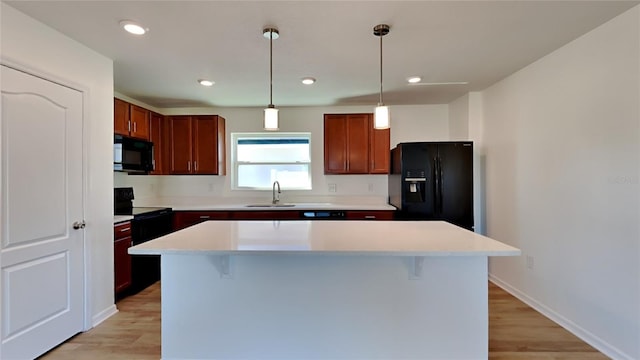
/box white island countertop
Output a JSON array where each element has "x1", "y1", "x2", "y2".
[{"x1": 129, "y1": 220, "x2": 520, "y2": 257}]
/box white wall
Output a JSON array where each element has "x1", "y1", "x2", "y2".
[
  {"x1": 449, "y1": 93, "x2": 486, "y2": 234},
  {"x1": 1, "y1": 3, "x2": 115, "y2": 327},
  {"x1": 117, "y1": 104, "x2": 449, "y2": 204},
  {"x1": 482, "y1": 6, "x2": 639, "y2": 359},
  {"x1": 448, "y1": 95, "x2": 470, "y2": 141}
]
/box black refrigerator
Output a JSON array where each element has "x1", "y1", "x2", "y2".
[{"x1": 389, "y1": 141, "x2": 474, "y2": 231}]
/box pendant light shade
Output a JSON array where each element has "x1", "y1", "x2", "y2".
[
  {"x1": 263, "y1": 27, "x2": 279, "y2": 131},
  {"x1": 264, "y1": 106, "x2": 279, "y2": 130},
  {"x1": 373, "y1": 24, "x2": 390, "y2": 130},
  {"x1": 374, "y1": 105, "x2": 390, "y2": 129}
]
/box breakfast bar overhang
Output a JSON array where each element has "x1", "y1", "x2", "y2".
[{"x1": 129, "y1": 220, "x2": 520, "y2": 360}]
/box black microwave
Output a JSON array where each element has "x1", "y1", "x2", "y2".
[{"x1": 114, "y1": 135, "x2": 154, "y2": 173}]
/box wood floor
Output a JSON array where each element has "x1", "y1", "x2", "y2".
[
  {"x1": 39, "y1": 282, "x2": 608, "y2": 360},
  {"x1": 487, "y1": 283, "x2": 609, "y2": 360}
]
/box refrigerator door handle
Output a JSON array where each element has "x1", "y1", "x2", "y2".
[
  {"x1": 433, "y1": 157, "x2": 440, "y2": 215},
  {"x1": 438, "y1": 156, "x2": 444, "y2": 214}
]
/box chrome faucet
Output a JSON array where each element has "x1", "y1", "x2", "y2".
[{"x1": 272, "y1": 180, "x2": 281, "y2": 204}]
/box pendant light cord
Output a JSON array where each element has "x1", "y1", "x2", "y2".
[
  {"x1": 379, "y1": 32, "x2": 383, "y2": 105},
  {"x1": 269, "y1": 30, "x2": 273, "y2": 107}
]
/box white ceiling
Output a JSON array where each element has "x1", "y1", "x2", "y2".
[{"x1": 6, "y1": 1, "x2": 638, "y2": 109}]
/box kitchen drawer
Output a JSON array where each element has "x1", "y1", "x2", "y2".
[
  {"x1": 174, "y1": 211, "x2": 230, "y2": 230},
  {"x1": 114, "y1": 221, "x2": 132, "y2": 239}
]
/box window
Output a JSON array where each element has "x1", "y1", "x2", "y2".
[{"x1": 232, "y1": 133, "x2": 312, "y2": 190}]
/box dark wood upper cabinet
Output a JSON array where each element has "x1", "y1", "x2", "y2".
[
  {"x1": 114, "y1": 98, "x2": 150, "y2": 140},
  {"x1": 193, "y1": 116, "x2": 219, "y2": 175},
  {"x1": 169, "y1": 115, "x2": 226, "y2": 175},
  {"x1": 129, "y1": 105, "x2": 150, "y2": 140},
  {"x1": 324, "y1": 113, "x2": 389, "y2": 174},
  {"x1": 114, "y1": 98, "x2": 226, "y2": 176},
  {"x1": 114, "y1": 98, "x2": 130, "y2": 136},
  {"x1": 324, "y1": 114, "x2": 348, "y2": 173},
  {"x1": 369, "y1": 125, "x2": 390, "y2": 174},
  {"x1": 169, "y1": 116, "x2": 193, "y2": 174},
  {"x1": 345, "y1": 114, "x2": 370, "y2": 174}
]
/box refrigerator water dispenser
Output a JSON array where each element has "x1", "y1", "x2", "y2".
[{"x1": 404, "y1": 170, "x2": 426, "y2": 203}]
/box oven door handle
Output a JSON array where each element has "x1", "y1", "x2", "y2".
[{"x1": 133, "y1": 209, "x2": 173, "y2": 221}]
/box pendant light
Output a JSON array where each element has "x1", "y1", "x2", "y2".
[
  {"x1": 263, "y1": 27, "x2": 279, "y2": 131},
  {"x1": 373, "y1": 24, "x2": 390, "y2": 129}
]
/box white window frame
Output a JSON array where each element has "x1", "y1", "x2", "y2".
[{"x1": 231, "y1": 132, "x2": 312, "y2": 190}]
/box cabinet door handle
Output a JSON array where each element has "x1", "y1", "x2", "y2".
[
  {"x1": 199, "y1": 215, "x2": 211, "y2": 219},
  {"x1": 187, "y1": 161, "x2": 191, "y2": 171},
  {"x1": 133, "y1": 122, "x2": 137, "y2": 132},
  {"x1": 194, "y1": 161, "x2": 198, "y2": 171},
  {"x1": 364, "y1": 215, "x2": 376, "y2": 219},
  {"x1": 127, "y1": 121, "x2": 131, "y2": 132},
  {"x1": 119, "y1": 227, "x2": 131, "y2": 232}
]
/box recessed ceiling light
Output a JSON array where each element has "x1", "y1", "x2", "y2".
[
  {"x1": 198, "y1": 79, "x2": 215, "y2": 87},
  {"x1": 119, "y1": 20, "x2": 147, "y2": 35},
  {"x1": 407, "y1": 76, "x2": 422, "y2": 84},
  {"x1": 301, "y1": 77, "x2": 316, "y2": 85}
]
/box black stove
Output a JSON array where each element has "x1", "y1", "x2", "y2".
[
  {"x1": 114, "y1": 187, "x2": 171, "y2": 218},
  {"x1": 114, "y1": 187, "x2": 173, "y2": 295},
  {"x1": 116, "y1": 206, "x2": 172, "y2": 217}
]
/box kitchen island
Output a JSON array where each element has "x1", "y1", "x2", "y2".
[{"x1": 129, "y1": 220, "x2": 520, "y2": 360}]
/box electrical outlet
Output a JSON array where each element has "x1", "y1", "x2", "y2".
[
  {"x1": 328, "y1": 183, "x2": 337, "y2": 193},
  {"x1": 368, "y1": 183, "x2": 374, "y2": 192},
  {"x1": 526, "y1": 255, "x2": 534, "y2": 270},
  {"x1": 208, "y1": 183, "x2": 215, "y2": 192}
]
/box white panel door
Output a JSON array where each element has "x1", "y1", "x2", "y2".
[{"x1": 0, "y1": 65, "x2": 84, "y2": 360}]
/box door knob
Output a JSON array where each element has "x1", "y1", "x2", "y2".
[{"x1": 73, "y1": 221, "x2": 86, "y2": 230}]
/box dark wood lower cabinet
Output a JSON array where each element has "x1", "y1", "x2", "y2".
[
  {"x1": 173, "y1": 210, "x2": 396, "y2": 231},
  {"x1": 230, "y1": 211, "x2": 300, "y2": 220},
  {"x1": 174, "y1": 211, "x2": 230, "y2": 230},
  {"x1": 114, "y1": 221, "x2": 132, "y2": 295},
  {"x1": 117, "y1": 209, "x2": 394, "y2": 299}
]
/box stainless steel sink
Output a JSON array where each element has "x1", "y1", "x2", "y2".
[{"x1": 245, "y1": 203, "x2": 295, "y2": 208}]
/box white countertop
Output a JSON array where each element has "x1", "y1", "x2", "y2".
[
  {"x1": 131, "y1": 196, "x2": 396, "y2": 211},
  {"x1": 169, "y1": 203, "x2": 396, "y2": 211},
  {"x1": 114, "y1": 215, "x2": 133, "y2": 224},
  {"x1": 129, "y1": 220, "x2": 520, "y2": 257}
]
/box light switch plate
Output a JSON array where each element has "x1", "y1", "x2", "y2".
[{"x1": 328, "y1": 183, "x2": 337, "y2": 192}]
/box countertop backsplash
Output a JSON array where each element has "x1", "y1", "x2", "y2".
[
  {"x1": 114, "y1": 171, "x2": 161, "y2": 199},
  {"x1": 115, "y1": 171, "x2": 390, "y2": 205}
]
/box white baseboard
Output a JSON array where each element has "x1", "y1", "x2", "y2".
[
  {"x1": 91, "y1": 304, "x2": 118, "y2": 328},
  {"x1": 489, "y1": 273, "x2": 634, "y2": 360}
]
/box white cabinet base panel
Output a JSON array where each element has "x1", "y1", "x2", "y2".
[{"x1": 161, "y1": 254, "x2": 488, "y2": 360}]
